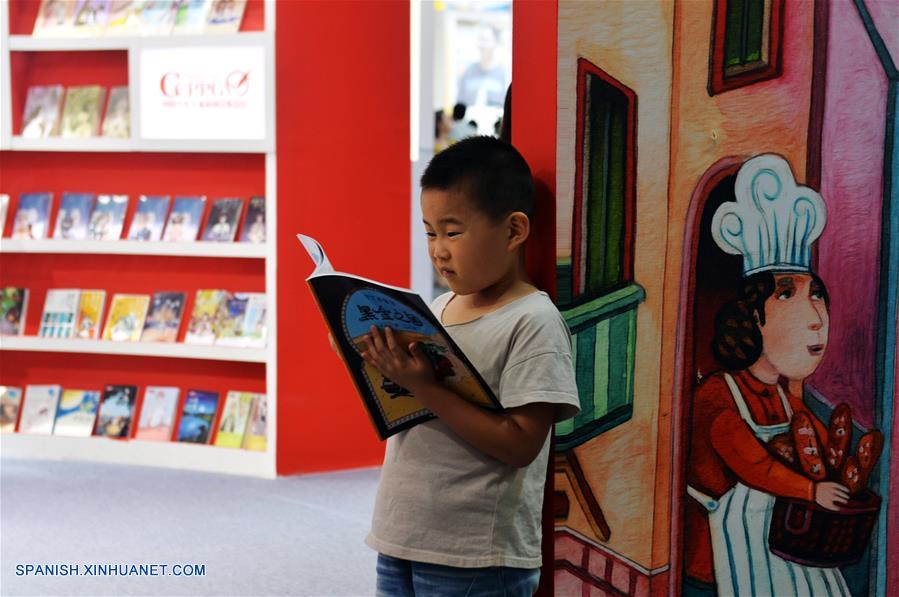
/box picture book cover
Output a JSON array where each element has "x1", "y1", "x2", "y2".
[
  {"x1": 0, "y1": 386, "x2": 23, "y2": 433},
  {"x1": 101, "y1": 86, "x2": 130, "y2": 139},
  {"x1": 75, "y1": 289, "x2": 106, "y2": 339},
  {"x1": 213, "y1": 391, "x2": 255, "y2": 448},
  {"x1": 33, "y1": 0, "x2": 77, "y2": 36},
  {"x1": 19, "y1": 385, "x2": 62, "y2": 435},
  {"x1": 127, "y1": 195, "x2": 170, "y2": 241},
  {"x1": 162, "y1": 196, "x2": 206, "y2": 242},
  {"x1": 135, "y1": 386, "x2": 179, "y2": 441},
  {"x1": 184, "y1": 289, "x2": 226, "y2": 344},
  {"x1": 239, "y1": 196, "x2": 265, "y2": 243},
  {"x1": 102, "y1": 294, "x2": 150, "y2": 342},
  {"x1": 176, "y1": 390, "x2": 220, "y2": 444},
  {"x1": 12, "y1": 193, "x2": 53, "y2": 240},
  {"x1": 94, "y1": 385, "x2": 137, "y2": 438},
  {"x1": 60, "y1": 86, "x2": 106, "y2": 138},
  {"x1": 215, "y1": 292, "x2": 266, "y2": 348},
  {"x1": 297, "y1": 234, "x2": 504, "y2": 439},
  {"x1": 39, "y1": 289, "x2": 81, "y2": 338},
  {"x1": 140, "y1": 0, "x2": 178, "y2": 35},
  {"x1": 0, "y1": 288, "x2": 29, "y2": 336},
  {"x1": 200, "y1": 198, "x2": 242, "y2": 242},
  {"x1": 88, "y1": 194, "x2": 129, "y2": 240},
  {"x1": 205, "y1": 0, "x2": 246, "y2": 34},
  {"x1": 1, "y1": 194, "x2": 9, "y2": 232},
  {"x1": 21, "y1": 85, "x2": 65, "y2": 137},
  {"x1": 242, "y1": 393, "x2": 266, "y2": 451},
  {"x1": 53, "y1": 389, "x2": 101, "y2": 437},
  {"x1": 105, "y1": 0, "x2": 144, "y2": 35},
  {"x1": 71, "y1": 0, "x2": 112, "y2": 36},
  {"x1": 54, "y1": 193, "x2": 95, "y2": 240},
  {"x1": 141, "y1": 291, "x2": 186, "y2": 342},
  {"x1": 173, "y1": 0, "x2": 211, "y2": 34}
]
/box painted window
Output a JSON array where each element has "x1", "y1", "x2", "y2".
[
  {"x1": 708, "y1": 0, "x2": 784, "y2": 95},
  {"x1": 556, "y1": 59, "x2": 643, "y2": 451}
]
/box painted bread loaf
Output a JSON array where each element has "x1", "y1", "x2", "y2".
[
  {"x1": 826, "y1": 403, "x2": 852, "y2": 475},
  {"x1": 790, "y1": 412, "x2": 826, "y2": 481}
]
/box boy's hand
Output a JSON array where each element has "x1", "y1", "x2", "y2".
[{"x1": 361, "y1": 325, "x2": 436, "y2": 394}]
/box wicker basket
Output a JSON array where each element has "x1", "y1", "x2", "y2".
[{"x1": 768, "y1": 490, "x2": 880, "y2": 567}]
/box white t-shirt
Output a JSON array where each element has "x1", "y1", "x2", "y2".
[{"x1": 365, "y1": 290, "x2": 580, "y2": 569}]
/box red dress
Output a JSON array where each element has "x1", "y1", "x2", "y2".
[{"x1": 684, "y1": 369, "x2": 828, "y2": 583}]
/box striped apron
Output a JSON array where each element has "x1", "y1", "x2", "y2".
[{"x1": 687, "y1": 373, "x2": 851, "y2": 597}]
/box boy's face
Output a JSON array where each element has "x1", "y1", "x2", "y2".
[{"x1": 421, "y1": 189, "x2": 520, "y2": 295}]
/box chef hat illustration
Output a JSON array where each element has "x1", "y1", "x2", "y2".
[{"x1": 712, "y1": 153, "x2": 826, "y2": 277}]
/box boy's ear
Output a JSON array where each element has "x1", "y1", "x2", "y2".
[{"x1": 507, "y1": 211, "x2": 530, "y2": 250}]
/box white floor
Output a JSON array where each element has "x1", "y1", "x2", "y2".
[{"x1": 0, "y1": 455, "x2": 380, "y2": 596}]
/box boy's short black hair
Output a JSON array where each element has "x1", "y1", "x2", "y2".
[{"x1": 420, "y1": 136, "x2": 535, "y2": 223}]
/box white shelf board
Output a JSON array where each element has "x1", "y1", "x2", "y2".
[
  {"x1": 8, "y1": 31, "x2": 271, "y2": 52},
  {"x1": 8, "y1": 135, "x2": 271, "y2": 154},
  {"x1": 10, "y1": 136, "x2": 133, "y2": 152},
  {"x1": 0, "y1": 238, "x2": 267, "y2": 258},
  {"x1": 0, "y1": 336, "x2": 268, "y2": 363},
  {"x1": 0, "y1": 433, "x2": 275, "y2": 478}
]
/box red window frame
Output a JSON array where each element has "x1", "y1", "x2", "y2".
[{"x1": 708, "y1": 0, "x2": 785, "y2": 96}]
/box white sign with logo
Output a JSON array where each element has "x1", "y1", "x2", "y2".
[{"x1": 139, "y1": 45, "x2": 267, "y2": 141}]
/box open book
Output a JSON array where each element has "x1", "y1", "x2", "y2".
[{"x1": 298, "y1": 234, "x2": 504, "y2": 439}]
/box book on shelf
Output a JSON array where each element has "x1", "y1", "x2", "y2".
[
  {"x1": 141, "y1": 291, "x2": 186, "y2": 342},
  {"x1": 213, "y1": 391, "x2": 256, "y2": 448},
  {"x1": 239, "y1": 196, "x2": 266, "y2": 244},
  {"x1": 134, "y1": 386, "x2": 180, "y2": 441},
  {"x1": 162, "y1": 196, "x2": 206, "y2": 242},
  {"x1": 106, "y1": 0, "x2": 144, "y2": 35},
  {"x1": 95, "y1": 384, "x2": 137, "y2": 438},
  {"x1": 60, "y1": 86, "x2": 106, "y2": 138},
  {"x1": 88, "y1": 194, "x2": 129, "y2": 241},
  {"x1": 33, "y1": 0, "x2": 77, "y2": 37},
  {"x1": 173, "y1": 0, "x2": 212, "y2": 35},
  {"x1": 12, "y1": 193, "x2": 53, "y2": 240},
  {"x1": 21, "y1": 85, "x2": 64, "y2": 138},
  {"x1": 0, "y1": 386, "x2": 23, "y2": 433},
  {"x1": 40, "y1": 289, "x2": 81, "y2": 339},
  {"x1": 215, "y1": 292, "x2": 266, "y2": 348},
  {"x1": 53, "y1": 389, "x2": 101, "y2": 437},
  {"x1": 102, "y1": 294, "x2": 150, "y2": 342},
  {"x1": 0, "y1": 288, "x2": 29, "y2": 336},
  {"x1": 140, "y1": 0, "x2": 179, "y2": 35},
  {"x1": 54, "y1": 193, "x2": 95, "y2": 240},
  {"x1": 184, "y1": 289, "x2": 226, "y2": 345},
  {"x1": 201, "y1": 198, "x2": 243, "y2": 242},
  {"x1": 176, "y1": 390, "x2": 220, "y2": 444},
  {"x1": 101, "y1": 86, "x2": 130, "y2": 139},
  {"x1": 127, "y1": 195, "x2": 171, "y2": 241},
  {"x1": 205, "y1": 0, "x2": 247, "y2": 34},
  {"x1": 242, "y1": 393, "x2": 267, "y2": 451},
  {"x1": 72, "y1": 0, "x2": 112, "y2": 36},
  {"x1": 19, "y1": 385, "x2": 62, "y2": 435},
  {"x1": 298, "y1": 234, "x2": 504, "y2": 439},
  {"x1": 1, "y1": 194, "x2": 9, "y2": 233},
  {"x1": 75, "y1": 290, "x2": 107, "y2": 339}
]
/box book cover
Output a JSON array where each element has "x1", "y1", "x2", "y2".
[
  {"x1": 1, "y1": 194, "x2": 9, "y2": 233},
  {"x1": 39, "y1": 289, "x2": 81, "y2": 339},
  {"x1": 33, "y1": 0, "x2": 77, "y2": 37},
  {"x1": 60, "y1": 86, "x2": 106, "y2": 138},
  {"x1": 72, "y1": 0, "x2": 112, "y2": 36},
  {"x1": 238, "y1": 196, "x2": 265, "y2": 244},
  {"x1": 141, "y1": 291, "x2": 186, "y2": 342},
  {"x1": 54, "y1": 193, "x2": 95, "y2": 240},
  {"x1": 127, "y1": 195, "x2": 170, "y2": 241},
  {"x1": 101, "y1": 86, "x2": 130, "y2": 139},
  {"x1": 162, "y1": 196, "x2": 206, "y2": 242},
  {"x1": 140, "y1": 0, "x2": 178, "y2": 35},
  {"x1": 213, "y1": 391, "x2": 255, "y2": 448},
  {"x1": 0, "y1": 386, "x2": 24, "y2": 433},
  {"x1": 102, "y1": 294, "x2": 150, "y2": 342},
  {"x1": 94, "y1": 385, "x2": 137, "y2": 438},
  {"x1": 0, "y1": 288, "x2": 29, "y2": 336},
  {"x1": 19, "y1": 385, "x2": 62, "y2": 435},
  {"x1": 176, "y1": 390, "x2": 220, "y2": 444},
  {"x1": 12, "y1": 193, "x2": 53, "y2": 240},
  {"x1": 75, "y1": 290, "x2": 106, "y2": 339},
  {"x1": 134, "y1": 386, "x2": 179, "y2": 441},
  {"x1": 173, "y1": 0, "x2": 211, "y2": 34},
  {"x1": 106, "y1": 0, "x2": 144, "y2": 35},
  {"x1": 216, "y1": 292, "x2": 266, "y2": 348},
  {"x1": 298, "y1": 234, "x2": 504, "y2": 439},
  {"x1": 200, "y1": 198, "x2": 242, "y2": 242},
  {"x1": 184, "y1": 289, "x2": 226, "y2": 345},
  {"x1": 53, "y1": 390, "x2": 101, "y2": 437},
  {"x1": 242, "y1": 393, "x2": 266, "y2": 451},
  {"x1": 21, "y1": 85, "x2": 65, "y2": 138},
  {"x1": 205, "y1": 0, "x2": 246, "y2": 34},
  {"x1": 88, "y1": 194, "x2": 129, "y2": 240}
]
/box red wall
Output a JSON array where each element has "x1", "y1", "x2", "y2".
[{"x1": 274, "y1": 1, "x2": 410, "y2": 474}]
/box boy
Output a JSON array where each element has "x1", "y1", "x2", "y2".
[{"x1": 345, "y1": 136, "x2": 580, "y2": 595}]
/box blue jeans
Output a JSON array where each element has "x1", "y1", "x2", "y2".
[{"x1": 376, "y1": 554, "x2": 541, "y2": 596}]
